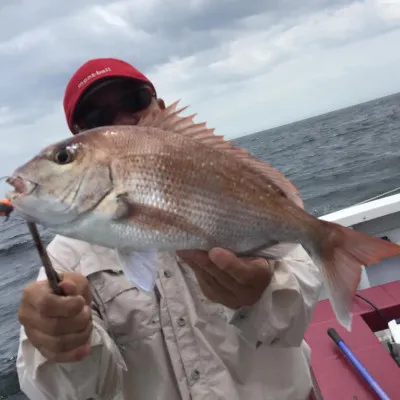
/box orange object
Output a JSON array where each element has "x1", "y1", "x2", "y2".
[
  {"x1": 0, "y1": 198, "x2": 12, "y2": 207},
  {"x1": 0, "y1": 198, "x2": 13, "y2": 220}
]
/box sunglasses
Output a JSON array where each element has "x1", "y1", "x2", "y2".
[{"x1": 75, "y1": 86, "x2": 154, "y2": 130}]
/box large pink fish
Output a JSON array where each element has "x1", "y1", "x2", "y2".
[{"x1": 6, "y1": 101, "x2": 400, "y2": 330}]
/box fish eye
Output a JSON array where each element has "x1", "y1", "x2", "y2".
[{"x1": 53, "y1": 147, "x2": 75, "y2": 165}]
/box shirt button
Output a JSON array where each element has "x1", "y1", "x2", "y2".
[
  {"x1": 177, "y1": 317, "x2": 186, "y2": 327},
  {"x1": 164, "y1": 270, "x2": 172, "y2": 278},
  {"x1": 191, "y1": 369, "x2": 200, "y2": 381}
]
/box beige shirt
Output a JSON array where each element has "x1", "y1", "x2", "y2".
[{"x1": 16, "y1": 235, "x2": 322, "y2": 400}]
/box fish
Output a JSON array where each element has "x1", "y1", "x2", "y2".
[{"x1": 6, "y1": 100, "x2": 400, "y2": 330}]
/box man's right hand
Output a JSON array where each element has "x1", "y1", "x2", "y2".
[{"x1": 18, "y1": 272, "x2": 93, "y2": 363}]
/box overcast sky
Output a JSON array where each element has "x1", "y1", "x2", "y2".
[{"x1": 1, "y1": 0, "x2": 400, "y2": 193}]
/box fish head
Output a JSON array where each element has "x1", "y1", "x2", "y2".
[{"x1": 5, "y1": 132, "x2": 113, "y2": 228}]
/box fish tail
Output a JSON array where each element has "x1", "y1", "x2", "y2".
[{"x1": 307, "y1": 220, "x2": 400, "y2": 331}]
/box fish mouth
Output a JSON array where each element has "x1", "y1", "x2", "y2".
[{"x1": 6, "y1": 176, "x2": 37, "y2": 197}]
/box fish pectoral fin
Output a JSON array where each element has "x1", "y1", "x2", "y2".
[
  {"x1": 116, "y1": 249, "x2": 159, "y2": 291},
  {"x1": 113, "y1": 192, "x2": 135, "y2": 220}
]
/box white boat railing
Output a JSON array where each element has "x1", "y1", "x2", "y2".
[{"x1": 353, "y1": 185, "x2": 400, "y2": 206}]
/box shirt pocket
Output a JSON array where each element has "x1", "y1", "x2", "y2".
[{"x1": 80, "y1": 247, "x2": 162, "y2": 346}]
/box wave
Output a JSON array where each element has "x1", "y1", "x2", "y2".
[
  {"x1": 0, "y1": 360, "x2": 21, "y2": 399},
  {"x1": 0, "y1": 220, "x2": 53, "y2": 255},
  {"x1": 0, "y1": 238, "x2": 35, "y2": 255}
]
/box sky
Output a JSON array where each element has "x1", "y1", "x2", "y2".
[{"x1": 1, "y1": 0, "x2": 400, "y2": 192}]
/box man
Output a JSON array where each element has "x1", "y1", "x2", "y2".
[{"x1": 16, "y1": 57, "x2": 322, "y2": 400}]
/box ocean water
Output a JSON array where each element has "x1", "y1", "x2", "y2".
[{"x1": 1, "y1": 92, "x2": 400, "y2": 399}]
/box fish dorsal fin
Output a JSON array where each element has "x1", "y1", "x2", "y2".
[{"x1": 137, "y1": 101, "x2": 304, "y2": 208}]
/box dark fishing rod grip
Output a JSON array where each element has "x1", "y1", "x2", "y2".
[
  {"x1": 327, "y1": 327, "x2": 342, "y2": 345},
  {"x1": 26, "y1": 222, "x2": 66, "y2": 296}
]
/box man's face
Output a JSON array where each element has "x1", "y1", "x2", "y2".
[{"x1": 72, "y1": 78, "x2": 164, "y2": 134}]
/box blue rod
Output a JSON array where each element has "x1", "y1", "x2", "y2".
[{"x1": 327, "y1": 328, "x2": 391, "y2": 400}]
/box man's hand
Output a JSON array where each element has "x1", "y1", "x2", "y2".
[
  {"x1": 177, "y1": 248, "x2": 273, "y2": 309},
  {"x1": 18, "y1": 272, "x2": 93, "y2": 363}
]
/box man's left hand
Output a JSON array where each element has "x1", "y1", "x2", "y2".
[{"x1": 177, "y1": 248, "x2": 273, "y2": 309}]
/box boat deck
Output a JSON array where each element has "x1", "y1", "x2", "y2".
[
  {"x1": 306, "y1": 266, "x2": 400, "y2": 399},
  {"x1": 307, "y1": 193, "x2": 400, "y2": 398}
]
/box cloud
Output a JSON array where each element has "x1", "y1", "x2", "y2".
[{"x1": 0, "y1": 0, "x2": 400, "y2": 193}]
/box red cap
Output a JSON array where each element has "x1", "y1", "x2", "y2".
[{"x1": 63, "y1": 57, "x2": 156, "y2": 131}]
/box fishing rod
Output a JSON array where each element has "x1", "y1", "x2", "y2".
[
  {"x1": 0, "y1": 199, "x2": 65, "y2": 296},
  {"x1": 26, "y1": 221, "x2": 65, "y2": 296}
]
